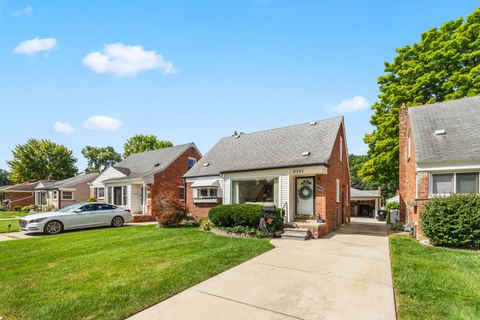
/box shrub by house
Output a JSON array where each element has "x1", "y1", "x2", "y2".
[{"x1": 421, "y1": 194, "x2": 480, "y2": 249}]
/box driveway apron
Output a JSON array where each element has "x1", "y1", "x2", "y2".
[{"x1": 128, "y1": 217, "x2": 396, "y2": 320}]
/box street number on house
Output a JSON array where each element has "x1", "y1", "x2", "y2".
[{"x1": 292, "y1": 169, "x2": 304, "y2": 174}]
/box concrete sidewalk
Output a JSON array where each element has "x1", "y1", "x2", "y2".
[{"x1": 128, "y1": 217, "x2": 396, "y2": 320}]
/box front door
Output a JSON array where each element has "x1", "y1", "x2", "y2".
[{"x1": 296, "y1": 177, "x2": 315, "y2": 215}]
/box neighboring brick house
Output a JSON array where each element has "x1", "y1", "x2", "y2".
[
  {"x1": 399, "y1": 97, "x2": 480, "y2": 238},
  {"x1": 90, "y1": 143, "x2": 201, "y2": 222},
  {"x1": 34, "y1": 172, "x2": 99, "y2": 210},
  {"x1": 0, "y1": 181, "x2": 40, "y2": 209},
  {"x1": 184, "y1": 116, "x2": 350, "y2": 238}
]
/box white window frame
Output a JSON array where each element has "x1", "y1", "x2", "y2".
[
  {"x1": 61, "y1": 191, "x2": 75, "y2": 201},
  {"x1": 178, "y1": 186, "x2": 185, "y2": 202},
  {"x1": 95, "y1": 187, "x2": 105, "y2": 199},
  {"x1": 194, "y1": 187, "x2": 218, "y2": 199},
  {"x1": 339, "y1": 137, "x2": 343, "y2": 162},
  {"x1": 429, "y1": 172, "x2": 480, "y2": 197},
  {"x1": 336, "y1": 179, "x2": 340, "y2": 203}
]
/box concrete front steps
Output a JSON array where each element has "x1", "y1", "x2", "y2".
[
  {"x1": 282, "y1": 217, "x2": 328, "y2": 240},
  {"x1": 282, "y1": 227, "x2": 311, "y2": 240}
]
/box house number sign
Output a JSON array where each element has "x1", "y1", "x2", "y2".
[{"x1": 292, "y1": 169, "x2": 304, "y2": 174}]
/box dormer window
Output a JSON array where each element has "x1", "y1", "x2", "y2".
[{"x1": 188, "y1": 157, "x2": 197, "y2": 169}]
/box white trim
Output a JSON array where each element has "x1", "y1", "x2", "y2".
[
  {"x1": 429, "y1": 171, "x2": 480, "y2": 197},
  {"x1": 61, "y1": 191, "x2": 75, "y2": 201},
  {"x1": 339, "y1": 137, "x2": 343, "y2": 162},
  {"x1": 417, "y1": 161, "x2": 480, "y2": 172},
  {"x1": 178, "y1": 185, "x2": 186, "y2": 202},
  {"x1": 336, "y1": 179, "x2": 340, "y2": 203}
]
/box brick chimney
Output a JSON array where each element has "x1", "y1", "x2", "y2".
[{"x1": 399, "y1": 102, "x2": 408, "y2": 221}]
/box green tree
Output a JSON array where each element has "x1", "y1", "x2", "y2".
[
  {"x1": 361, "y1": 8, "x2": 480, "y2": 191},
  {"x1": 123, "y1": 134, "x2": 173, "y2": 158},
  {"x1": 82, "y1": 146, "x2": 122, "y2": 172},
  {"x1": 349, "y1": 154, "x2": 378, "y2": 190},
  {"x1": 0, "y1": 169, "x2": 11, "y2": 186},
  {"x1": 8, "y1": 139, "x2": 77, "y2": 183}
]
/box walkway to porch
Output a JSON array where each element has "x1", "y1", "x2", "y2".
[{"x1": 128, "y1": 217, "x2": 396, "y2": 320}]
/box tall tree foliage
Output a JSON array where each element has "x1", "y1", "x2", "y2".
[
  {"x1": 0, "y1": 169, "x2": 11, "y2": 186},
  {"x1": 123, "y1": 134, "x2": 173, "y2": 158},
  {"x1": 82, "y1": 146, "x2": 122, "y2": 172},
  {"x1": 8, "y1": 139, "x2": 77, "y2": 183},
  {"x1": 361, "y1": 8, "x2": 480, "y2": 189},
  {"x1": 349, "y1": 154, "x2": 378, "y2": 190}
]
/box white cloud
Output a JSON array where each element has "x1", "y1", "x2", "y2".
[
  {"x1": 12, "y1": 4, "x2": 32, "y2": 17},
  {"x1": 13, "y1": 37, "x2": 57, "y2": 56},
  {"x1": 53, "y1": 121, "x2": 75, "y2": 134},
  {"x1": 84, "y1": 115, "x2": 124, "y2": 131},
  {"x1": 82, "y1": 43, "x2": 177, "y2": 77},
  {"x1": 332, "y1": 96, "x2": 370, "y2": 114}
]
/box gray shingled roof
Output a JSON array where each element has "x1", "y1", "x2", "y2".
[
  {"x1": 36, "y1": 172, "x2": 99, "y2": 190},
  {"x1": 409, "y1": 96, "x2": 480, "y2": 164},
  {"x1": 350, "y1": 188, "x2": 381, "y2": 199},
  {"x1": 1, "y1": 181, "x2": 43, "y2": 192},
  {"x1": 184, "y1": 117, "x2": 343, "y2": 178},
  {"x1": 105, "y1": 143, "x2": 197, "y2": 181}
]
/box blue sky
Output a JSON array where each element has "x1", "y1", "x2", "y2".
[{"x1": 0, "y1": 0, "x2": 478, "y2": 171}]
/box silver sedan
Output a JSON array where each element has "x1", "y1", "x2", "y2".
[{"x1": 19, "y1": 202, "x2": 132, "y2": 235}]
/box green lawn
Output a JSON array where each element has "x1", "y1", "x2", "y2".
[
  {"x1": 0, "y1": 225, "x2": 273, "y2": 320},
  {"x1": 0, "y1": 211, "x2": 28, "y2": 219},
  {"x1": 0, "y1": 219, "x2": 19, "y2": 232},
  {"x1": 389, "y1": 234, "x2": 480, "y2": 320},
  {"x1": 0, "y1": 211, "x2": 27, "y2": 233}
]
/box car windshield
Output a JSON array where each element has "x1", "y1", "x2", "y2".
[{"x1": 57, "y1": 203, "x2": 84, "y2": 213}]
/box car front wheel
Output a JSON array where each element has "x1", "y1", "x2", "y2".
[
  {"x1": 111, "y1": 216, "x2": 124, "y2": 227},
  {"x1": 44, "y1": 220, "x2": 63, "y2": 235}
]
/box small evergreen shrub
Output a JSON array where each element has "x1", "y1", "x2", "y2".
[
  {"x1": 199, "y1": 218, "x2": 213, "y2": 231},
  {"x1": 208, "y1": 204, "x2": 283, "y2": 232},
  {"x1": 88, "y1": 197, "x2": 97, "y2": 202},
  {"x1": 421, "y1": 194, "x2": 480, "y2": 249},
  {"x1": 13, "y1": 206, "x2": 23, "y2": 212},
  {"x1": 21, "y1": 205, "x2": 36, "y2": 212},
  {"x1": 390, "y1": 222, "x2": 404, "y2": 232}
]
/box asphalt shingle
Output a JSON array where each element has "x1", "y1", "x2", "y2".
[
  {"x1": 409, "y1": 96, "x2": 480, "y2": 164},
  {"x1": 184, "y1": 116, "x2": 343, "y2": 178}
]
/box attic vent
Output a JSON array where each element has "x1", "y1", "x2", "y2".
[
  {"x1": 310, "y1": 121, "x2": 318, "y2": 126},
  {"x1": 203, "y1": 163, "x2": 210, "y2": 167},
  {"x1": 154, "y1": 163, "x2": 161, "y2": 167},
  {"x1": 434, "y1": 129, "x2": 446, "y2": 136},
  {"x1": 302, "y1": 151, "x2": 311, "y2": 157}
]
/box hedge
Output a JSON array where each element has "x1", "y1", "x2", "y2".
[
  {"x1": 208, "y1": 204, "x2": 283, "y2": 231},
  {"x1": 421, "y1": 194, "x2": 480, "y2": 249}
]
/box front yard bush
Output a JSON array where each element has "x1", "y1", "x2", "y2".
[
  {"x1": 421, "y1": 194, "x2": 480, "y2": 249},
  {"x1": 208, "y1": 204, "x2": 283, "y2": 232},
  {"x1": 153, "y1": 198, "x2": 188, "y2": 227}
]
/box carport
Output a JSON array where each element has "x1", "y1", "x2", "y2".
[{"x1": 350, "y1": 187, "x2": 382, "y2": 218}]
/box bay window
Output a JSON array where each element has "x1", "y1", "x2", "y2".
[{"x1": 232, "y1": 178, "x2": 278, "y2": 206}]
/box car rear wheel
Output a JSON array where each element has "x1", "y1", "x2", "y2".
[
  {"x1": 111, "y1": 216, "x2": 124, "y2": 227},
  {"x1": 44, "y1": 220, "x2": 63, "y2": 235}
]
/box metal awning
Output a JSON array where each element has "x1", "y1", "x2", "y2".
[{"x1": 191, "y1": 179, "x2": 220, "y2": 188}]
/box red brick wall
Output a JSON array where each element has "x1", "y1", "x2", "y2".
[
  {"x1": 399, "y1": 105, "x2": 429, "y2": 238},
  {"x1": 150, "y1": 147, "x2": 201, "y2": 217},
  {"x1": 7, "y1": 192, "x2": 34, "y2": 208},
  {"x1": 185, "y1": 184, "x2": 221, "y2": 218},
  {"x1": 317, "y1": 123, "x2": 351, "y2": 233}
]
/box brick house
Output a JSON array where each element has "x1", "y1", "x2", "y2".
[
  {"x1": 399, "y1": 97, "x2": 480, "y2": 238},
  {"x1": 184, "y1": 116, "x2": 350, "y2": 238},
  {"x1": 34, "y1": 172, "x2": 99, "y2": 210},
  {"x1": 0, "y1": 181, "x2": 40, "y2": 209},
  {"x1": 90, "y1": 143, "x2": 201, "y2": 222}
]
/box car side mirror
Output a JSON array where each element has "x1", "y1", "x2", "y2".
[{"x1": 74, "y1": 209, "x2": 82, "y2": 213}]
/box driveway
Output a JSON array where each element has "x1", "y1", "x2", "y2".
[{"x1": 128, "y1": 217, "x2": 396, "y2": 320}]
